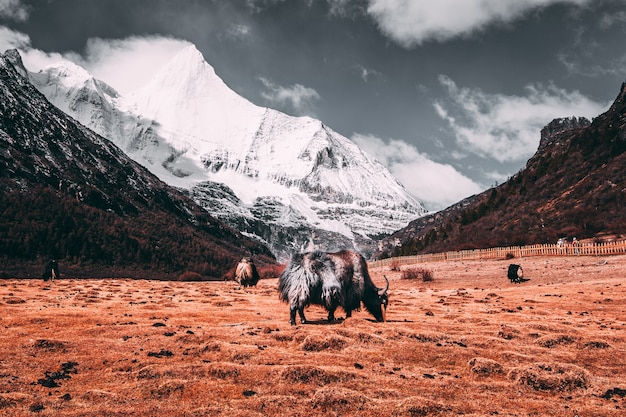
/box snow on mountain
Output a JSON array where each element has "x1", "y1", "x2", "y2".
[{"x1": 27, "y1": 45, "x2": 427, "y2": 259}]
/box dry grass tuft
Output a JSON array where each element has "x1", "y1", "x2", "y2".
[
  {"x1": 583, "y1": 340, "x2": 611, "y2": 349},
  {"x1": 279, "y1": 366, "x2": 348, "y2": 386},
  {"x1": 401, "y1": 267, "x2": 434, "y2": 282},
  {"x1": 3, "y1": 296, "x2": 25, "y2": 304},
  {"x1": 497, "y1": 325, "x2": 520, "y2": 340},
  {"x1": 391, "y1": 396, "x2": 449, "y2": 416},
  {"x1": 0, "y1": 393, "x2": 29, "y2": 409},
  {"x1": 151, "y1": 380, "x2": 186, "y2": 398},
  {"x1": 206, "y1": 363, "x2": 241, "y2": 380},
  {"x1": 311, "y1": 386, "x2": 370, "y2": 412},
  {"x1": 272, "y1": 332, "x2": 294, "y2": 342},
  {"x1": 32, "y1": 339, "x2": 68, "y2": 351},
  {"x1": 469, "y1": 357, "x2": 505, "y2": 376},
  {"x1": 536, "y1": 334, "x2": 577, "y2": 348},
  {"x1": 300, "y1": 334, "x2": 347, "y2": 351},
  {"x1": 509, "y1": 363, "x2": 590, "y2": 392}
]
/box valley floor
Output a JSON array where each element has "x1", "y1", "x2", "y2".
[{"x1": 1, "y1": 255, "x2": 625, "y2": 416}]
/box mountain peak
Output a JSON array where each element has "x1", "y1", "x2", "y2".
[
  {"x1": 173, "y1": 44, "x2": 210, "y2": 67},
  {"x1": 538, "y1": 116, "x2": 590, "y2": 152},
  {"x1": 126, "y1": 43, "x2": 263, "y2": 145},
  {"x1": 2, "y1": 49, "x2": 28, "y2": 79},
  {"x1": 133, "y1": 43, "x2": 221, "y2": 96},
  {"x1": 41, "y1": 59, "x2": 94, "y2": 85}
]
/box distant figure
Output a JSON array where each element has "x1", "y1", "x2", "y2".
[
  {"x1": 235, "y1": 257, "x2": 260, "y2": 288},
  {"x1": 43, "y1": 259, "x2": 59, "y2": 282},
  {"x1": 557, "y1": 237, "x2": 565, "y2": 254},
  {"x1": 572, "y1": 237, "x2": 580, "y2": 254},
  {"x1": 507, "y1": 264, "x2": 526, "y2": 284}
]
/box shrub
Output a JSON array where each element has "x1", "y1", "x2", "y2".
[
  {"x1": 401, "y1": 267, "x2": 434, "y2": 282},
  {"x1": 177, "y1": 271, "x2": 204, "y2": 281},
  {"x1": 505, "y1": 253, "x2": 515, "y2": 260},
  {"x1": 389, "y1": 259, "x2": 401, "y2": 271},
  {"x1": 257, "y1": 263, "x2": 285, "y2": 279}
]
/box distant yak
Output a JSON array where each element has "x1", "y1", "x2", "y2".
[
  {"x1": 278, "y1": 250, "x2": 389, "y2": 325},
  {"x1": 507, "y1": 264, "x2": 527, "y2": 284},
  {"x1": 235, "y1": 257, "x2": 260, "y2": 287},
  {"x1": 42, "y1": 259, "x2": 59, "y2": 282}
]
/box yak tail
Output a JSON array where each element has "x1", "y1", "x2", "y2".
[
  {"x1": 318, "y1": 260, "x2": 343, "y2": 310},
  {"x1": 278, "y1": 256, "x2": 321, "y2": 306},
  {"x1": 278, "y1": 251, "x2": 343, "y2": 310}
]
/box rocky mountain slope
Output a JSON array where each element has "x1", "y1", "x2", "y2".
[
  {"x1": 25, "y1": 45, "x2": 427, "y2": 260},
  {"x1": 0, "y1": 50, "x2": 275, "y2": 278},
  {"x1": 378, "y1": 83, "x2": 626, "y2": 258}
]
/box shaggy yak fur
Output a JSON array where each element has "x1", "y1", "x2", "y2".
[
  {"x1": 278, "y1": 250, "x2": 389, "y2": 325},
  {"x1": 235, "y1": 257, "x2": 260, "y2": 287}
]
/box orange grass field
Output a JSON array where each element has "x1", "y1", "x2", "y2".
[{"x1": 1, "y1": 255, "x2": 626, "y2": 416}]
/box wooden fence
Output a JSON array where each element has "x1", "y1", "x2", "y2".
[{"x1": 369, "y1": 240, "x2": 626, "y2": 269}]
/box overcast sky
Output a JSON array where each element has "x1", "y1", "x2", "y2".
[{"x1": 1, "y1": 0, "x2": 625, "y2": 211}]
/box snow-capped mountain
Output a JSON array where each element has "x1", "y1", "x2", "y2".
[
  {"x1": 0, "y1": 49, "x2": 274, "y2": 278},
  {"x1": 26, "y1": 45, "x2": 427, "y2": 259}
]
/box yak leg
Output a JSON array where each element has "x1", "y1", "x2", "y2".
[
  {"x1": 289, "y1": 307, "x2": 298, "y2": 326},
  {"x1": 298, "y1": 308, "x2": 307, "y2": 324},
  {"x1": 327, "y1": 307, "x2": 336, "y2": 323},
  {"x1": 290, "y1": 306, "x2": 307, "y2": 325}
]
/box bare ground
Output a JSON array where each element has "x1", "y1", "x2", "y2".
[{"x1": 1, "y1": 255, "x2": 625, "y2": 416}]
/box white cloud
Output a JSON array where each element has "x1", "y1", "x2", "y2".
[
  {"x1": 355, "y1": 64, "x2": 382, "y2": 83},
  {"x1": 435, "y1": 75, "x2": 609, "y2": 162},
  {"x1": 0, "y1": 0, "x2": 28, "y2": 22},
  {"x1": 0, "y1": 28, "x2": 191, "y2": 94},
  {"x1": 0, "y1": 26, "x2": 67, "y2": 71},
  {"x1": 352, "y1": 133, "x2": 483, "y2": 211},
  {"x1": 599, "y1": 10, "x2": 626, "y2": 29},
  {"x1": 67, "y1": 36, "x2": 191, "y2": 94},
  {"x1": 226, "y1": 23, "x2": 251, "y2": 40},
  {"x1": 259, "y1": 77, "x2": 320, "y2": 116},
  {"x1": 366, "y1": 0, "x2": 593, "y2": 46},
  {"x1": 0, "y1": 25, "x2": 28, "y2": 49},
  {"x1": 245, "y1": 0, "x2": 288, "y2": 13},
  {"x1": 327, "y1": 0, "x2": 367, "y2": 18}
]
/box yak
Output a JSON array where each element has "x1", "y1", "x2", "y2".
[
  {"x1": 507, "y1": 263, "x2": 528, "y2": 284},
  {"x1": 278, "y1": 250, "x2": 389, "y2": 325},
  {"x1": 42, "y1": 259, "x2": 59, "y2": 282},
  {"x1": 235, "y1": 257, "x2": 260, "y2": 287}
]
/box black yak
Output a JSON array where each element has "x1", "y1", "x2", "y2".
[
  {"x1": 42, "y1": 259, "x2": 59, "y2": 282},
  {"x1": 278, "y1": 250, "x2": 389, "y2": 325},
  {"x1": 235, "y1": 257, "x2": 260, "y2": 287},
  {"x1": 507, "y1": 264, "x2": 525, "y2": 283}
]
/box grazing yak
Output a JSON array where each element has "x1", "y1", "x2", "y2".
[
  {"x1": 235, "y1": 257, "x2": 260, "y2": 287},
  {"x1": 507, "y1": 263, "x2": 526, "y2": 283},
  {"x1": 278, "y1": 250, "x2": 389, "y2": 325}
]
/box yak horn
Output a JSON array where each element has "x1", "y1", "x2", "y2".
[{"x1": 378, "y1": 275, "x2": 390, "y2": 295}]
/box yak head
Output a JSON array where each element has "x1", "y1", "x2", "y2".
[{"x1": 366, "y1": 275, "x2": 389, "y2": 322}]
